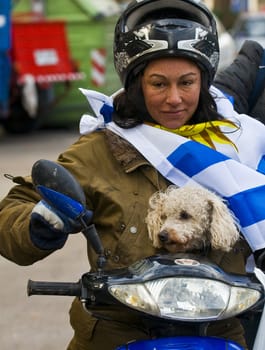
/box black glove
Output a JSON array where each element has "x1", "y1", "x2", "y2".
[{"x1": 30, "y1": 200, "x2": 82, "y2": 250}]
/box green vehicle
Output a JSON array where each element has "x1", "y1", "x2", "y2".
[{"x1": 1, "y1": 0, "x2": 121, "y2": 133}]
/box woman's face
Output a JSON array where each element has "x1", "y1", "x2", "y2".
[{"x1": 141, "y1": 57, "x2": 201, "y2": 129}]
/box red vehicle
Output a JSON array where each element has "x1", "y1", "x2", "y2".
[
  {"x1": 0, "y1": 1, "x2": 85, "y2": 133},
  {"x1": 0, "y1": 0, "x2": 124, "y2": 134}
]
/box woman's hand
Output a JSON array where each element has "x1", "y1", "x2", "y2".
[{"x1": 30, "y1": 200, "x2": 81, "y2": 250}]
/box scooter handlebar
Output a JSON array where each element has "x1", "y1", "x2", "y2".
[{"x1": 27, "y1": 279, "x2": 81, "y2": 297}]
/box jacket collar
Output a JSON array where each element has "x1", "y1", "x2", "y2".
[{"x1": 104, "y1": 129, "x2": 149, "y2": 172}]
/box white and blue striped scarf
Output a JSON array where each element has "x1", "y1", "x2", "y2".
[{"x1": 79, "y1": 86, "x2": 265, "y2": 252}]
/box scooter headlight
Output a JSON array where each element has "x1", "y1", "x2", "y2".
[{"x1": 109, "y1": 277, "x2": 261, "y2": 321}]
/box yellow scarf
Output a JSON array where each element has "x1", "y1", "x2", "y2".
[{"x1": 147, "y1": 120, "x2": 239, "y2": 150}]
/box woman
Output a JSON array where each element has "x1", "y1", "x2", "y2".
[{"x1": 1, "y1": 0, "x2": 264, "y2": 349}]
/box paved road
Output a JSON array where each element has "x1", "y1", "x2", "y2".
[{"x1": 0, "y1": 127, "x2": 89, "y2": 350}]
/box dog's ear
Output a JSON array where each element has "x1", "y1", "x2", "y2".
[
  {"x1": 208, "y1": 194, "x2": 240, "y2": 252},
  {"x1": 145, "y1": 191, "x2": 166, "y2": 248}
]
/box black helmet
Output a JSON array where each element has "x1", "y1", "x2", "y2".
[{"x1": 114, "y1": 0, "x2": 219, "y2": 88}]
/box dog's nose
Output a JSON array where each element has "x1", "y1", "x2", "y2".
[{"x1": 158, "y1": 230, "x2": 169, "y2": 242}]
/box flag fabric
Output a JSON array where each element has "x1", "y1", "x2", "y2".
[{"x1": 79, "y1": 86, "x2": 265, "y2": 252}]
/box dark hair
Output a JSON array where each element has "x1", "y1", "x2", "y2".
[
  {"x1": 112, "y1": 68, "x2": 224, "y2": 129},
  {"x1": 112, "y1": 72, "x2": 149, "y2": 128}
]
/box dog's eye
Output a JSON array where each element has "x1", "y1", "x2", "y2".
[
  {"x1": 179, "y1": 210, "x2": 191, "y2": 220},
  {"x1": 161, "y1": 214, "x2": 167, "y2": 220}
]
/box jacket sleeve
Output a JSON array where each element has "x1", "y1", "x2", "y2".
[
  {"x1": 0, "y1": 133, "x2": 97, "y2": 267},
  {"x1": 0, "y1": 176, "x2": 56, "y2": 265},
  {"x1": 0, "y1": 134, "x2": 95, "y2": 266},
  {"x1": 214, "y1": 40, "x2": 264, "y2": 116}
]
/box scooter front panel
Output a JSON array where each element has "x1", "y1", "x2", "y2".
[{"x1": 116, "y1": 336, "x2": 244, "y2": 349}]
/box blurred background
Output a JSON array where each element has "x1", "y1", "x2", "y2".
[{"x1": 0, "y1": 0, "x2": 265, "y2": 349}]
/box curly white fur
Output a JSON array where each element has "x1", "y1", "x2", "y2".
[{"x1": 145, "y1": 185, "x2": 240, "y2": 253}]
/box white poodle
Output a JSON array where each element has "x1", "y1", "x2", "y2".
[{"x1": 145, "y1": 185, "x2": 240, "y2": 253}]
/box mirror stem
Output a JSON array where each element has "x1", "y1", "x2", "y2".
[{"x1": 79, "y1": 219, "x2": 107, "y2": 270}]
